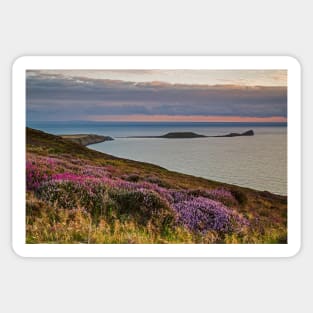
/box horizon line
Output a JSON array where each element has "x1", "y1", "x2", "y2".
[
  {"x1": 27, "y1": 120, "x2": 287, "y2": 124},
  {"x1": 27, "y1": 115, "x2": 287, "y2": 123}
]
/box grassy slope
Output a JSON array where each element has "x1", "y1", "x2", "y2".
[{"x1": 26, "y1": 127, "x2": 287, "y2": 244}]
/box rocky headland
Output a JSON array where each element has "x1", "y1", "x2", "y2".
[{"x1": 60, "y1": 134, "x2": 114, "y2": 146}]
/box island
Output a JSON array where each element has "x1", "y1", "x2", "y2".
[
  {"x1": 125, "y1": 132, "x2": 207, "y2": 139},
  {"x1": 124, "y1": 130, "x2": 254, "y2": 139},
  {"x1": 60, "y1": 134, "x2": 113, "y2": 146},
  {"x1": 211, "y1": 130, "x2": 254, "y2": 137}
]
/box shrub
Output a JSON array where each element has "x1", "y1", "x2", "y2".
[
  {"x1": 124, "y1": 174, "x2": 140, "y2": 182},
  {"x1": 187, "y1": 188, "x2": 238, "y2": 207},
  {"x1": 108, "y1": 188, "x2": 175, "y2": 233},
  {"x1": 26, "y1": 153, "x2": 255, "y2": 242},
  {"x1": 231, "y1": 189, "x2": 248, "y2": 206},
  {"x1": 36, "y1": 179, "x2": 108, "y2": 221},
  {"x1": 169, "y1": 190, "x2": 189, "y2": 203},
  {"x1": 172, "y1": 196, "x2": 248, "y2": 235},
  {"x1": 144, "y1": 176, "x2": 171, "y2": 188},
  {"x1": 26, "y1": 161, "x2": 50, "y2": 191}
]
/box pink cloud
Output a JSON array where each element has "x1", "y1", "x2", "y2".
[{"x1": 87, "y1": 114, "x2": 287, "y2": 123}]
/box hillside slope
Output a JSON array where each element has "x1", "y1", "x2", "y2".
[{"x1": 26, "y1": 127, "x2": 287, "y2": 244}]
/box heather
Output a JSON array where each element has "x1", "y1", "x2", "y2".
[
  {"x1": 26, "y1": 128, "x2": 287, "y2": 244},
  {"x1": 173, "y1": 197, "x2": 247, "y2": 234}
]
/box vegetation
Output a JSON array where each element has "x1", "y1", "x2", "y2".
[{"x1": 26, "y1": 127, "x2": 287, "y2": 244}]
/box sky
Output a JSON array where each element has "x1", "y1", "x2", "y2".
[{"x1": 26, "y1": 70, "x2": 287, "y2": 122}]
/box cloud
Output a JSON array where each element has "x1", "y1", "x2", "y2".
[{"x1": 26, "y1": 71, "x2": 287, "y2": 121}]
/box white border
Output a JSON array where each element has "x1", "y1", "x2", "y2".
[{"x1": 12, "y1": 56, "x2": 301, "y2": 258}]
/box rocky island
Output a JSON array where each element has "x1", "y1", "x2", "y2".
[
  {"x1": 125, "y1": 132, "x2": 207, "y2": 139},
  {"x1": 60, "y1": 134, "x2": 114, "y2": 146},
  {"x1": 125, "y1": 130, "x2": 254, "y2": 139},
  {"x1": 211, "y1": 130, "x2": 254, "y2": 137}
]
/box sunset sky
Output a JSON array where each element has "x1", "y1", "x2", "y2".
[{"x1": 26, "y1": 70, "x2": 287, "y2": 122}]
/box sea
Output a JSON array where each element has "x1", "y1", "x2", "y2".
[{"x1": 27, "y1": 121, "x2": 287, "y2": 196}]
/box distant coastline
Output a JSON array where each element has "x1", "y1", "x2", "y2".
[
  {"x1": 60, "y1": 134, "x2": 113, "y2": 146},
  {"x1": 25, "y1": 122, "x2": 287, "y2": 195},
  {"x1": 58, "y1": 130, "x2": 254, "y2": 144}
]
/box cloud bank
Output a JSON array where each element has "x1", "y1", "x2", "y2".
[{"x1": 26, "y1": 71, "x2": 287, "y2": 121}]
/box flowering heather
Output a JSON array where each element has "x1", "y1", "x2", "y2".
[
  {"x1": 27, "y1": 154, "x2": 248, "y2": 235},
  {"x1": 201, "y1": 188, "x2": 238, "y2": 207},
  {"x1": 26, "y1": 161, "x2": 51, "y2": 191},
  {"x1": 108, "y1": 187, "x2": 174, "y2": 231},
  {"x1": 173, "y1": 196, "x2": 247, "y2": 234},
  {"x1": 169, "y1": 190, "x2": 189, "y2": 203},
  {"x1": 26, "y1": 154, "x2": 113, "y2": 189},
  {"x1": 25, "y1": 128, "x2": 288, "y2": 244},
  {"x1": 79, "y1": 165, "x2": 111, "y2": 178},
  {"x1": 51, "y1": 172, "x2": 113, "y2": 185}
]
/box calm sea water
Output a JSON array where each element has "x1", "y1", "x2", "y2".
[{"x1": 27, "y1": 121, "x2": 287, "y2": 195}]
